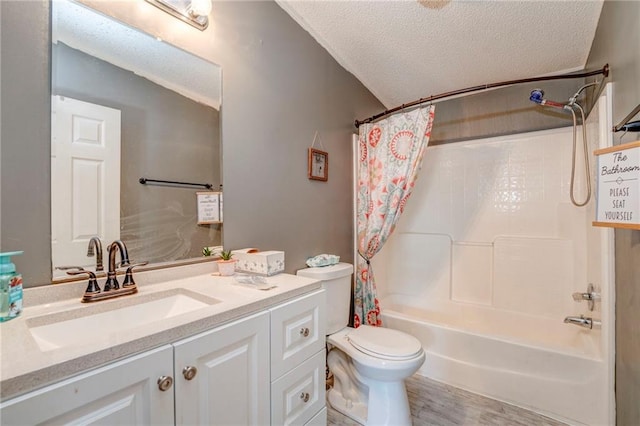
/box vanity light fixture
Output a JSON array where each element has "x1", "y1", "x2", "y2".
[{"x1": 145, "y1": 0, "x2": 212, "y2": 31}]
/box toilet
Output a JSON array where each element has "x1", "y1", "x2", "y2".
[{"x1": 297, "y1": 263, "x2": 425, "y2": 426}]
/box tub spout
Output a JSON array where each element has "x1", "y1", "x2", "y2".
[{"x1": 563, "y1": 315, "x2": 600, "y2": 329}]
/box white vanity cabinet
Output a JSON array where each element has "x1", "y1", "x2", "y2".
[
  {"x1": 0, "y1": 289, "x2": 326, "y2": 426},
  {"x1": 270, "y1": 290, "x2": 326, "y2": 425},
  {"x1": 173, "y1": 311, "x2": 270, "y2": 425},
  {"x1": 0, "y1": 345, "x2": 175, "y2": 425}
]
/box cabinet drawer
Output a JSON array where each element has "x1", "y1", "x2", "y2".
[
  {"x1": 270, "y1": 290, "x2": 326, "y2": 379},
  {"x1": 271, "y1": 350, "x2": 326, "y2": 426}
]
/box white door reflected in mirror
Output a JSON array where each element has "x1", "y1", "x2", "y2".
[{"x1": 51, "y1": 96, "x2": 121, "y2": 271}]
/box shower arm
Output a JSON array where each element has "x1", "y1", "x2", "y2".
[{"x1": 568, "y1": 81, "x2": 600, "y2": 107}]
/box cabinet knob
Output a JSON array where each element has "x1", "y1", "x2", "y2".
[
  {"x1": 157, "y1": 375, "x2": 173, "y2": 392},
  {"x1": 300, "y1": 392, "x2": 310, "y2": 403},
  {"x1": 299, "y1": 327, "x2": 310, "y2": 337},
  {"x1": 182, "y1": 365, "x2": 198, "y2": 381}
]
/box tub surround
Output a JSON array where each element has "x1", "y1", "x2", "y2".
[
  {"x1": 381, "y1": 300, "x2": 606, "y2": 425},
  {"x1": 0, "y1": 263, "x2": 321, "y2": 400},
  {"x1": 372, "y1": 97, "x2": 614, "y2": 425}
]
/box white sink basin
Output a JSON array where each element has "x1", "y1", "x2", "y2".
[{"x1": 28, "y1": 289, "x2": 219, "y2": 351}]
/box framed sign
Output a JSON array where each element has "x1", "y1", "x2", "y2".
[
  {"x1": 593, "y1": 140, "x2": 640, "y2": 230},
  {"x1": 197, "y1": 191, "x2": 222, "y2": 224},
  {"x1": 308, "y1": 148, "x2": 328, "y2": 181}
]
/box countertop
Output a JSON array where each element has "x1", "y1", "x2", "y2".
[{"x1": 0, "y1": 263, "x2": 320, "y2": 401}]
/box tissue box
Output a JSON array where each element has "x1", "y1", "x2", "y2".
[{"x1": 232, "y1": 249, "x2": 285, "y2": 276}]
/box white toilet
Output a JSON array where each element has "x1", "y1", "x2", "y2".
[{"x1": 297, "y1": 263, "x2": 425, "y2": 426}]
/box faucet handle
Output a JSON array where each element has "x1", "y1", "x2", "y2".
[
  {"x1": 571, "y1": 283, "x2": 600, "y2": 311},
  {"x1": 122, "y1": 262, "x2": 149, "y2": 288},
  {"x1": 58, "y1": 266, "x2": 101, "y2": 295},
  {"x1": 572, "y1": 292, "x2": 591, "y2": 301},
  {"x1": 57, "y1": 265, "x2": 86, "y2": 273}
]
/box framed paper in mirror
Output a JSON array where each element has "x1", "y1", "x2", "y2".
[{"x1": 197, "y1": 192, "x2": 222, "y2": 224}]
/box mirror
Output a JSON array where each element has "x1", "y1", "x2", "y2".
[{"x1": 51, "y1": 0, "x2": 222, "y2": 278}]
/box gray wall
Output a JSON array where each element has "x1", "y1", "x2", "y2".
[
  {"x1": 214, "y1": 1, "x2": 382, "y2": 272},
  {"x1": 53, "y1": 43, "x2": 221, "y2": 264},
  {"x1": 586, "y1": 2, "x2": 640, "y2": 424},
  {"x1": 0, "y1": 0, "x2": 383, "y2": 286},
  {"x1": 0, "y1": 1, "x2": 51, "y2": 284}
]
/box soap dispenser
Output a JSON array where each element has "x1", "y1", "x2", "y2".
[{"x1": 0, "y1": 251, "x2": 24, "y2": 322}]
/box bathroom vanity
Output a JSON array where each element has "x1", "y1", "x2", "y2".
[{"x1": 0, "y1": 266, "x2": 326, "y2": 425}]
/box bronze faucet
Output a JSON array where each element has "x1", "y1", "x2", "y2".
[
  {"x1": 105, "y1": 240, "x2": 131, "y2": 291},
  {"x1": 62, "y1": 240, "x2": 147, "y2": 303},
  {"x1": 86, "y1": 237, "x2": 104, "y2": 272}
]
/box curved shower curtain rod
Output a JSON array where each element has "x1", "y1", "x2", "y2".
[{"x1": 354, "y1": 64, "x2": 609, "y2": 128}]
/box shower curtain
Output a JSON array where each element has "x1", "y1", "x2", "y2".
[{"x1": 354, "y1": 105, "x2": 435, "y2": 327}]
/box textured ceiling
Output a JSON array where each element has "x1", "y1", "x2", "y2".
[
  {"x1": 54, "y1": 0, "x2": 221, "y2": 109},
  {"x1": 276, "y1": 0, "x2": 604, "y2": 109}
]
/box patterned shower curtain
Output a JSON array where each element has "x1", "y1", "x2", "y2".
[{"x1": 354, "y1": 105, "x2": 435, "y2": 327}]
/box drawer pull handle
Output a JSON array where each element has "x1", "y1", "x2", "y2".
[
  {"x1": 299, "y1": 327, "x2": 310, "y2": 337},
  {"x1": 157, "y1": 375, "x2": 173, "y2": 392},
  {"x1": 182, "y1": 366, "x2": 198, "y2": 380},
  {"x1": 300, "y1": 392, "x2": 310, "y2": 403}
]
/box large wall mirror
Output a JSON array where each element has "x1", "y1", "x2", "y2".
[{"x1": 51, "y1": 0, "x2": 222, "y2": 278}]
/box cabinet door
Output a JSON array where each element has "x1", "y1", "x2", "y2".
[
  {"x1": 270, "y1": 290, "x2": 326, "y2": 380},
  {"x1": 0, "y1": 345, "x2": 174, "y2": 425},
  {"x1": 174, "y1": 311, "x2": 270, "y2": 426}
]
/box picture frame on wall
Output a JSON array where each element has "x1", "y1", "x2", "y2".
[{"x1": 308, "y1": 148, "x2": 328, "y2": 181}]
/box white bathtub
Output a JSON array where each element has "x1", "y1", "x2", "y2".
[{"x1": 381, "y1": 294, "x2": 609, "y2": 425}]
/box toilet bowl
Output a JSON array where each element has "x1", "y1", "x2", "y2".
[
  {"x1": 327, "y1": 326, "x2": 425, "y2": 425},
  {"x1": 297, "y1": 263, "x2": 425, "y2": 426}
]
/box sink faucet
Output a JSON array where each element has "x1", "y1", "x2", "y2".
[
  {"x1": 86, "y1": 237, "x2": 104, "y2": 272},
  {"x1": 564, "y1": 315, "x2": 601, "y2": 329},
  {"x1": 63, "y1": 240, "x2": 146, "y2": 303},
  {"x1": 105, "y1": 240, "x2": 131, "y2": 291},
  {"x1": 112, "y1": 240, "x2": 131, "y2": 267}
]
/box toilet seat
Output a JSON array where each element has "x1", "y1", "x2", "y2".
[{"x1": 347, "y1": 325, "x2": 422, "y2": 361}]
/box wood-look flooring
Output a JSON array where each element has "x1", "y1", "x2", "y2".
[{"x1": 327, "y1": 374, "x2": 568, "y2": 426}]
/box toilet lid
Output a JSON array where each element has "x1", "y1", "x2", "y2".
[{"x1": 347, "y1": 325, "x2": 422, "y2": 360}]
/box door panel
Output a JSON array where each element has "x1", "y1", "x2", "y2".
[
  {"x1": 51, "y1": 95, "x2": 121, "y2": 269},
  {"x1": 174, "y1": 311, "x2": 270, "y2": 426},
  {"x1": 0, "y1": 345, "x2": 174, "y2": 425}
]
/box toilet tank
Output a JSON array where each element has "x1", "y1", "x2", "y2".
[{"x1": 297, "y1": 263, "x2": 353, "y2": 335}]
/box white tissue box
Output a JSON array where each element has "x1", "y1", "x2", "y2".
[{"x1": 232, "y1": 249, "x2": 285, "y2": 276}]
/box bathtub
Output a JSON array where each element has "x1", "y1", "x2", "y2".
[{"x1": 381, "y1": 294, "x2": 609, "y2": 425}]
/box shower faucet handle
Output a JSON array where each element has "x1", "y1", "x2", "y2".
[{"x1": 571, "y1": 283, "x2": 600, "y2": 311}]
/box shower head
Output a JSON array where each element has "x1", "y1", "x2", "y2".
[
  {"x1": 529, "y1": 89, "x2": 545, "y2": 104},
  {"x1": 529, "y1": 89, "x2": 568, "y2": 110}
]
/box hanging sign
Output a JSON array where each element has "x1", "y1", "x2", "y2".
[
  {"x1": 197, "y1": 191, "x2": 222, "y2": 224},
  {"x1": 593, "y1": 140, "x2": 640, "y2": 230}
]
